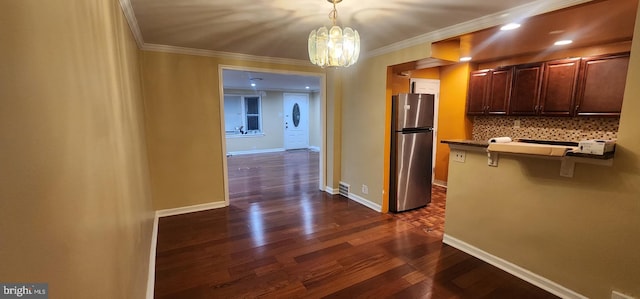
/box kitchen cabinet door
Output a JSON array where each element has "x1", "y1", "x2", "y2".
[
  {"x1": 539, "y1": 58, "x2": 580, "y2": 116},
  {"x1": 509, "y1": 63, "x2": 543, "y2": 115},
  {"x1": 466, "y1": 70, "x2": 491, "y2": 115},
  {"x1": 575, "y1": 53, "x2": 629, "y2": 116},
  {"x1": 487, "y1": 67, "x2": 512, "y2": 115}
]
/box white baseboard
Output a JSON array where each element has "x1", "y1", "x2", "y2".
[
  {"x1": 227, "y1": 148, "x2": 285, "y2": 156},
  {"x1": 433, "y1": 180, "x2": 448, "y2": 188},
  {"x1": 146, "y1": 215, "x2": 158, "y2": 299},
  {"x1": 325, "y1": 186, "x2": 339, "y2": 195},
  {"x1": 348, "y1": 193, "x2": 383, "y2": 212},
  {"x1": 443, "y1": 234, "x2": 587, "y2": 299},
  {"x1": 308, "y1": 146, "x2": 321, "y2": 152},
  {"x1": 156, "y1": 201, "x2": 228, "y2": 218}
]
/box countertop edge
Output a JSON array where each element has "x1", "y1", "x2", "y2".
[{"x1": 440, "y1": 139, "x2": 614, "y2": 160}]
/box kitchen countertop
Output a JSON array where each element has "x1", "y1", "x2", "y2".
[
  {"x1": 441, "y1": 139, "x2": 614, "y2": 160},
  {"x1": 440, "y1": 139, "x2": 489, "y2": 148}
]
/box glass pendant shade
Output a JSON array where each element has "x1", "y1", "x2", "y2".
[{"x1": 308, "y1": 25, "x2": 360, "y2": 68}]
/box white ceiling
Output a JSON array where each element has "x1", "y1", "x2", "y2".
[
  {"x1": 128, "y1": 0, "x2": 559, "y2": 61},
  {"x1": 124, "y1": 0, "x2": 635, "y2": 91},
  {"x1": 222, "y1": 69, "x2": 321, "y2": 92}
]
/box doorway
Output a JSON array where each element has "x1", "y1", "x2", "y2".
[
  {"x1": 410, "y1": 78, "x2": 440, "y2": 183},
  {"x1": 219, "y1": 66, "x2": 326, "y2": 204}
]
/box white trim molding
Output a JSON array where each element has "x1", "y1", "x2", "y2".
[
  {"x1": 443, "y1": 234, "x2": 588, "y2": 299},
  {"x1": 146, "y1": 215, "x2": 158, "y2": 299},
  {"x1": 156, "y1": 201, "x2": 228, "y2": 218},
  {"x1": 324, "y1": 186, "x2": 339, "y2": 195},
  {"x1": 118, "y1": 0, "x2": 145, "y2": 48},
  {"x1": 308, "y1": 146, "x2": 321, "y2": 152},
  {"x1": 433, "y1": 180, "x2": 448, "y2": 188},
  {"x1": 348, "y1": 193, "x2": 383, "y2": 213},
  {"x1": 227, "y1": 148, "x2": 286, "y2": 156}
]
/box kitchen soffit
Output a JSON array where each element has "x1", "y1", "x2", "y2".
[{"x1": 448, "y1": 0, "x2": 638, "y2": 62}]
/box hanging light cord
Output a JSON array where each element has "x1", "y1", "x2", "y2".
[{"x1": 329, "y1": 0, "x2": 338, "y2": 25}]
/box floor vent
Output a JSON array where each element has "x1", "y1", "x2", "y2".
[{"x1": 339, "y1": 182, "x2": 350, "y2": 197}]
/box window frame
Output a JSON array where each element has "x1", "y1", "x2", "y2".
[{"x1": 224, "y1": 94, "x2": 263, "y2": 136}]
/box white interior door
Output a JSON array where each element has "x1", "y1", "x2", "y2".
[
  {"x1": 410, "y1": 78, "x2": 440, "y2": 183},
  {"x1": 283, "y1": 93, "x2": 309, "y2": 150}
]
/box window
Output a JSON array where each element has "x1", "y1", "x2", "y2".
[{"x1": 224, "y1": 95, "x2": 262, "y2": 135}]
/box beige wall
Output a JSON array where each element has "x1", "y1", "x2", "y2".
[
  {"x1": 444, "y1": 5, "x2": 640, "y2": 298},
  {"x1": 140, "y1": 51, "x2": 326, "y2": 209},
  {"x1": 0, "y1": 0, "x2": 154, "y2": 298}
]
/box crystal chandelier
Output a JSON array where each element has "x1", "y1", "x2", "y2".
[{"x1": 308, "y1": 0, "x2": 360, "y2": 68}]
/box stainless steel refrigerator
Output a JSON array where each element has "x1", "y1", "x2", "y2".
[{"x1": 389, "y1": 93, "x2": 434, "y2": 212}]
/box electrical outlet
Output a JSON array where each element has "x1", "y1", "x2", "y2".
[
  {"x1": 452, "y1": 150, "x2": 466, "y2": 163},
  {"x1": 361, "y1": 184, "x2": 368, "y2": 194},
  {"x1": 514, "y1": 119, "x2": 521, "y2": 128},
  {"x1": 612, "y1": 291, "x2": 635, "y2": 299}
]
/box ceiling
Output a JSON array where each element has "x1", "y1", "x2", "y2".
[
  {"x1": 222, "y1": 69, "x2": 321, "y2": 92},
  {"x1": 129, "y1": 0, "x2": 556, "y2": 61},
  {"x1": 453, "y1": 0, "x2": 638, "y2": 62},
  {"x1": 127, "y1": 0, "x2": 636, "y2": 91}
]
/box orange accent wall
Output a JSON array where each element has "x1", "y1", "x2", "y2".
[
  {"x1": 435, "y1": 63, "x2": 473, "y2": 183},
  {"x1": 409, "y1": 68, "x2": 440, "y2": 81}
]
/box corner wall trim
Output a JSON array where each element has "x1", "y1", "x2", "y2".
[
  {"x1": 146, "y1": 215, "x2": 158, "y2": 299},
  {"x1": 442, "y1": 234, "x2": 588, "y2": 299},
  {"x1": 348, "y1": 193, "x2": 383, "y2": 213},
  {"x1": 325, "y1": 186, "x2": 339, "y2": 195},
  {"x1": 156, "y1": 201, "x2": 227, "y2": 218}
]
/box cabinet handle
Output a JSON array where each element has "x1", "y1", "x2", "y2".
[
  {"x1": 574, "y1": 105, "x2": 580, "y2": 114},
  {"x1": 534, "y1": 105, "x2": 539, "y2": 113}
]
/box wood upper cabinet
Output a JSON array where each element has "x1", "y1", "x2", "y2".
[
  {"x1": 539, "y1": 58, "x2": 580, "y2": 116},
  {"x1": 466, "y1": 68, "x2": 512, "y2": 115},
  {"x1": 466, "y1": 70, "x2": 491, "y2": 115},
  {"x1": 486, "y1": 68, "x2": 512, "y2": 115},
  {"x1": 575, "y1": 53, "x2": 630, "y2": 116},
  {"x1": 509, "y1": 63, "x2": 543, "y2": 115}
]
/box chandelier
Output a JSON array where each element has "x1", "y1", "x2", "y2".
[{"x1": 308, "y1": 0, "x2": 360, "y2": 68}]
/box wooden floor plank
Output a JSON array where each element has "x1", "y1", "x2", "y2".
[{"x1": 154, "y1": 150, "x2": 559, "y2": 298}]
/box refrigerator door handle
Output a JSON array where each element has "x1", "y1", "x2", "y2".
[{"x1": 400, "y1": 128, "x2": 433, "y2": 134}]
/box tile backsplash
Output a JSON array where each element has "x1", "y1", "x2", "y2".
[{"x1": 472, "y1": 116, "x2": 619, "y2": 142}]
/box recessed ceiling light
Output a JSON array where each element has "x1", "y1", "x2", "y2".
[
  {"x1": 554, "y1": 40, "x2": 573, "y2": 46},
  {"x1": 460, "y1": 56, "x2": 472, "y2": 62},
  {"x1": 251, "y1": 83, "x2": 256, "y2": 87},
  {"x1": 305, "y1": 86, "x2": 310, "y2": 89},
  {"x1": 500, "y1": 23, "x2": 521, "y2": 31}
]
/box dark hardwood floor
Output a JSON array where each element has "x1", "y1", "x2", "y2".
[{"x1": 154, "y1": 150, "x2": 557, "y2": 298}]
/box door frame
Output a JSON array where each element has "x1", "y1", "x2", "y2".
[
  {"x1": 410, "y1": 78, "x2": 440, "y2": 183},
  {"x1": 218, "y1": 65, "x2": 327, "y2": 205}
]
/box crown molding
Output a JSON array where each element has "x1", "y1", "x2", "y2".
[
  {"x1": 142, "y1": 43, "x2": 313, "y2": 66},
  {"x1": 365, "y1": 0, "x2": 593, "y2": 59},
  {"x1": 118, "y1": 0, "x2": 592, "y2": 65},
  {"x1": 118, "y1": 0, "x2": 145, "y2": 48}
]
